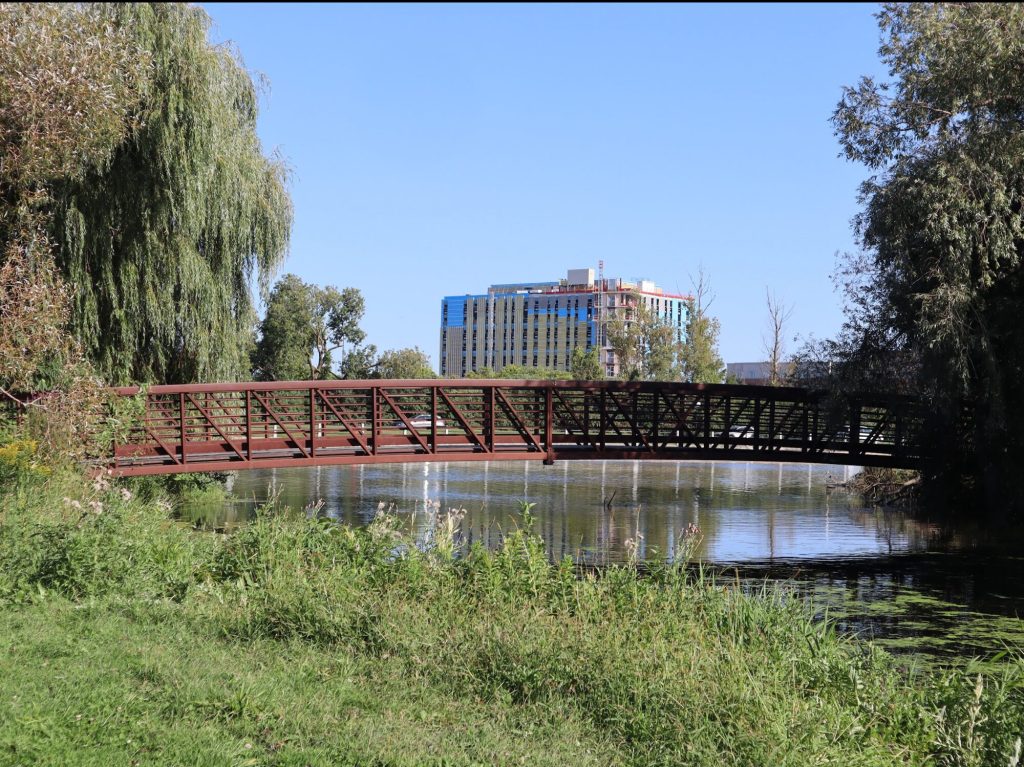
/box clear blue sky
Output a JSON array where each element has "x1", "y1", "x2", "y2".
[{"x1": 203, "y1": 3, "x2": 886, "y2": 369}]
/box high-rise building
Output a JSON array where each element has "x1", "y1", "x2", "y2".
[{"x1": 439, "y1": 268, "x2": 689, "y2": 378}]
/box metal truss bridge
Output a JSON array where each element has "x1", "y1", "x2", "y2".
[{"x1": 105, "y1": 380, "x2": 925, "y2": 477}]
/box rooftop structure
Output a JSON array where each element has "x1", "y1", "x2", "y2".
[{"x1": 439, "y1": 267, "x2": 690, "y2": 378}]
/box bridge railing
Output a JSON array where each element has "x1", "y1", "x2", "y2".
[{"x1": 106, "y1": 379, "x2": 925, "y2": 476}]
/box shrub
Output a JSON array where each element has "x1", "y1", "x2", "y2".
[{"x1": 0, "y1": 437, "x2": 48, "y2": 484}]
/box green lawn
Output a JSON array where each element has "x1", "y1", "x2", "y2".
[{"x1": 0, "y1": 601, "x2": 617, "y2": 767}]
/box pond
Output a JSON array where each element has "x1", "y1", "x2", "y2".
[{"x1": 198, "y1": 460, "x2": 1024, "y2": 661}]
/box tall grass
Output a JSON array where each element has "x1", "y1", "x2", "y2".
[{"x1": 2, "y1": 463, "x2": 1024, "y2": 765}]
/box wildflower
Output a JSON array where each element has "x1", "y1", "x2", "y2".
[
  {"x1": 119, "y1": 488, "x2": 132, "y2": 502},
  {"x1": 88, "y1": 500, "x2": 103, "y2": 514},
  {"x1": 64, "y1": 497, "x2": 82, "y2": 510},
  {"x1": 624, "y1": 536, "x2": 640, "y2": 561}
]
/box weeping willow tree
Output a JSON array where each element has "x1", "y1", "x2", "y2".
[
  {"x1": 0, "y1": 3, "x2": 146, "y2": 391},
  {"x1": 51, "y1": 4, "x2": 292, "y2": 384},
  {"x1": 0, "y1": 3, "x2": 148, "y2": 455}
]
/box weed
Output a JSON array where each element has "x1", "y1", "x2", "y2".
[{"x1": 2, "y1": 470, "x2": 1024, "y2": 765}]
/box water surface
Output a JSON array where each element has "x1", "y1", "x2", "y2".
[{"x1": 210, "y1": 460, "x2": 1024, "y2": 660}]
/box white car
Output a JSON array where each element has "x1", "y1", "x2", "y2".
[
  {"x1": 727, "y1": 426, "x2": 755, "y2": 438},
  {"x1": 398, "y1": 414, "x2": 447, "y2": 429}
]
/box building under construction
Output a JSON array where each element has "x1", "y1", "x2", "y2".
[{"x1": 439, "y1": 267, "x2": 689, "y2": 378}]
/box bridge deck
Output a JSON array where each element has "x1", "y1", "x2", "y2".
[{"x1": 106, "y1": 380, "x2": 924, "y2": 476}]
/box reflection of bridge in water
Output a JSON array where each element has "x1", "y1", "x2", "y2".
[{"x1": 108, "y1": 379, "x2": 925, "y2": 477}]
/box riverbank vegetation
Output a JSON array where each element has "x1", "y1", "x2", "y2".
[
  {"x1": 1, "y1": 459, "x2": 1023, "y2": 765},
  {"x1": 2, "y1": 5, "x2": 1024, "y2": 760},
  {"x1": 801, "y1": 4, "x2": 1024, "y2": 518},
  {"x1": 844, "y1": 467, "x2": 921, "y2": 507}
]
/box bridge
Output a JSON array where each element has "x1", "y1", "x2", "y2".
[{"x1": 105, "y1": 380, "x2": 925, "y2": 477}]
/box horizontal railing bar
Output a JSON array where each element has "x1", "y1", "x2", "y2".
[{"x1": 111, "y1": 378, "x2": 919, "y2": 404}]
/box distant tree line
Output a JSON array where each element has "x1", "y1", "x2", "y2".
[
  {"x1": 252, "y1": 274, "x2": 435, "y2": 381},
  {"x1": 249, "y1": 266, "x2": 738, "y2": 385}
]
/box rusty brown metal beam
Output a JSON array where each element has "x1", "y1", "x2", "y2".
[
  {"x1": 377, "y1": 388, "x2": 430, "y2": 453},
  {"x1": 316, "y1": 390, "x2": 370, "y2": 455},
  {"x1": 494, "y1": 387, "x2": 543, "y2": 454},
  {"x1": 186, "y1": 393, "x2": 247, "y2": 463},
  {"x1": 251, "y1": 391, "x2": 310, "y2": 459},
  {"x1": 437, "y1": 387, "x2": 489, "y2": 453}
]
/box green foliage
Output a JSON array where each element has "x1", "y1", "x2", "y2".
[
  {"x1": 466, "y1": 365, "x2": 572, "y2": 380},
  {"x1": 570, "y1": 347, "x2": 604, "y2": 381},
  {"x1": 0, "y1": 243, "x2": 72, "y2": 395},
  {"x1": 4, "y1": 468, "x2": 1024, "y2": 764},
  {"x1": 0, "y1": 471, "x2": 212, "y2": 604},
  {"x1": 251, "y1": 274, "x2": 312, "y2": 380},
  {"x1": 678, "y1": 268, "x2": 725, "y2": 384},
  {"x1": 0, "y1": 3, "x2": 147, "y2": 196},
  {"x1": 833, "y1": 4, "x2": 1024, "y2": 513},
  {"x1": 338, "y1": 343, "x2": 378, "y2": 380},
  {"x1": 252, "y1": 274, "x2": 367, "y2": 380},
  {"x1": 606, "y1": 299, "x2": 683, "y2": 381},
  {"x1": 0, "y1": 438, "x2": 47, "y2": 485},
  {"x1": 48, "y1": 4, "x2": 292, "y2": 384},
  {"x1": 680, "y1": 300, "x2": 725, "y2": 383},
  {"x1": 373, "y1": 346, "x2": 436, "y2": 379},
  {"x1": 93, "y1": 386, "x2": 149, "y2": 452},
  {"x1": 0, "y1": 3, "x2": 146, "y2": 440}
]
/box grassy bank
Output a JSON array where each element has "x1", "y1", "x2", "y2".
[{"x1": 1, "y1": 466, "x2": 1023, "y2": 766}]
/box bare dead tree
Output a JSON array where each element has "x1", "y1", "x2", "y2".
[
  {"x1": 690, "y1": 264, "x2": 715, "y2": 314},
  {"x1": 763, "y1": 288, "x2": 794, "y2": 386}
]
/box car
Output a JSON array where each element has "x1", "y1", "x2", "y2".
[
  {"x1": 396, "y1": 413, "x2": 447, "y2": 429},
  {"x1": 727, "y1": 426, "x2": 755, "y2": 438}
]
